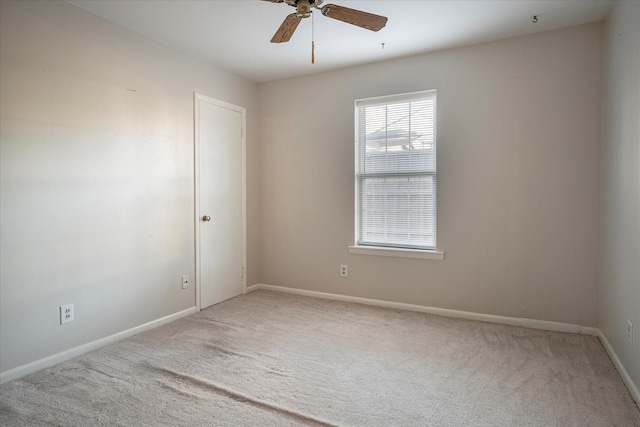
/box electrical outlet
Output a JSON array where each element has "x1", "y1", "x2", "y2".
[
  {"x1": 627, "y1": 320, "x2": 633, "y2": 347},
  {"x1": 182, "y1": 275, "x2": 190, "y2": 289},
  {"x1": 340, "y1": 264, "x2": 348, "y2": 278},
  {"x1": 60, "y1": 304, "x2": 74, "y2": 325}
]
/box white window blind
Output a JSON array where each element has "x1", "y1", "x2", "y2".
[{"x1": 355, "y1": 90, "x2": 437, "y2": 250}]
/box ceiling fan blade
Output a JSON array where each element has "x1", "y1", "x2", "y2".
[
  {"x1": 271, "y1": 13, "x2": 302, "y2": 43},
  {"x1": 321, "y1": 4, "x2": 387, "y2": 32}
]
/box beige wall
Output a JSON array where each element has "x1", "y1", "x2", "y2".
[
  {"x1": 0, "y1": 0, "x2": 259, "y2": 373},
  {"x1": 600, "y1": 0, "x2": 640, "y2": 392},
  {"x1": 259, "y1": 23, "x2": 603, "y2": 327},
  {"x1": 2, "y1": 0, "x2": 625, "y2": 385}
]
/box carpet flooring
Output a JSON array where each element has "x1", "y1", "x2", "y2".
[{"x1": 1, "y1": 290, "x2": 639, "y2": 426}]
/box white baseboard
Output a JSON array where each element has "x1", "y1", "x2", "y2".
[
  {"x1": 245, "y1": 283, "x2": 262, "y2": 294},
  {"x1": 598, "y1": 330, "x2": 640, "y2": 406},
  {"x1": 247, "y1": 284, "x2": 640, "y2": 405},
  {"x1": 4, "y1": 286, "x2": 638, "y2": 408},
  {"x1": 0, "y1": 306, "x2": 197, "y2": 384},
  {"x1": 247, "y1": 284, "x2": 600, "y2": 336}
]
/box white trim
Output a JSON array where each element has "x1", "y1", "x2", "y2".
[
  {"x1": 241, "y1": 109, "x2": 247, "y2": 296},
  {"x1": 246, "y1": 284, "x2": 598, "y2": 336},
  {"x1": 354, "y1": 90, "x2": 439, "y2": 253},
  {"x1": 194, "y1": 93, "x2": 247, "y2": 310},
  {"x1": 356, "y1": 89, "x2": 438, "y2": 107},
  {"x1": 598, "y1": 330, "x2": 640, "y2": 406},
  {"x1": 245, "y1": 283, "x2": 262, "y2": 294},
  {"x1": 348, "y1": 245, "x2": 444, "y2": 260},
  {"x1": 0, "y1": 306, "x2": 197, "y2": 384},
  {"x1": 520, "y1": 318, "x2": 599, "y2": 335},
  {"x1": 250, "y1": 283, "x2": 640, "y2": 402},
  {"x1": 194, "y1": 94, "x2": 202, "y2": 312},
  {"x1": 5, "y1": 289, "x2": 637, "y2": 408}
]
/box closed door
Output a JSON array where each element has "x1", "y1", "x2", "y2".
[{"x1": 195, "y1": 94, "x2": 245, "y2": 310}]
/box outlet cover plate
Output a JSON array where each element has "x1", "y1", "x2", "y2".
[
  {"x1": 340, "y1": 264, "x2": 348, "y2": 278},
  {"x1": 60, "y1": 303, "x2": 74, "y2": 325}
]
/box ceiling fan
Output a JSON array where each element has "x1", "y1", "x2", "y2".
[{"x1": 264, "y1": 0, "x2": 388, "y2": 43}]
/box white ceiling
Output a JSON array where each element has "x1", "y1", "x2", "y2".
[{"x1": 67, "y1": 0, "x2": 613, "y2": 83}]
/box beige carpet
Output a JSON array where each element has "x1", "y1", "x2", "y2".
[{"x1": 1, "y1": 290, "x2": 639, "y2": 426}]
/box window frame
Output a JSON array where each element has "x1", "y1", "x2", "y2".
[{"x1": 351, "y1": 90, "x2": 443, "y2": 260}]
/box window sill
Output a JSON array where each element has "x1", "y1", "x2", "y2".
[{"x1": 348, "y1": 245, "x2": 445, "y2": 260}]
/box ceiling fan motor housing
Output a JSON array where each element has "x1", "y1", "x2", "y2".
[
  {"x1": 296, "y1": 0, "x2": 311, "y2": 18},
  {"x1": 284, "y1": 0, "x2": 324, "y2": 5},
  {"x1": 284, "y1": 0, "x2": 324, "y2": 18}
]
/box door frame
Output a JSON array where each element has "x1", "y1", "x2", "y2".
[{"x1": 194, "y1": 92, "x2": 247, "y2": 312}]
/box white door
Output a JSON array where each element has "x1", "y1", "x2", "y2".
[{"x1": 195, "y1": 94, "x2": 245, "y2": 310}]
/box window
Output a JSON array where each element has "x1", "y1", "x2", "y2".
[{"x1": 353, "y1": 90, "x2": 439, "y2": 256}]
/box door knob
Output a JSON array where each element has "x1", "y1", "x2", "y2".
[{"x1": 202, "y1": 215, "x2": 211, "y2": 222}]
